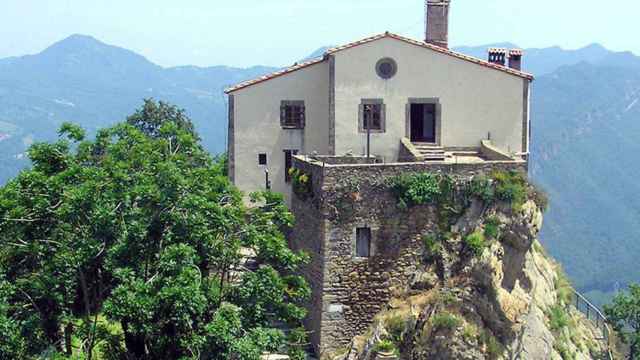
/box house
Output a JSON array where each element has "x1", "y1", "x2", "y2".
[
  {"x1": 225, "y1": 0, "x2": 534, "y2": 355},
  {"x1": 225, "y1": 0, "x2": 533, "y2": 203}
]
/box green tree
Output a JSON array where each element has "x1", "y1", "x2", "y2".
[
  {"x1": 605, "y1": 284, "x2": 640, "y2": 359},
  {"x1": 0, "y1": 100, "x2": 309, "y2": 359}
]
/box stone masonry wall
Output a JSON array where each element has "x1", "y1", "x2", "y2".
[{"x1": 289, "y1": 157, "x2": 527, "y2": 356}]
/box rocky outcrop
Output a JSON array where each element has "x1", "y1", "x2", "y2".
[{"x1": 332, "y1": 200, "x2": 607, "y2": 360}]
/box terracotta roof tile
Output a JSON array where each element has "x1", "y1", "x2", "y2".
[
  {"x1": 224, "y1": 57, "x2": 325, "y2": 93},
  {"x1": 225, "y1": 32, "x2": 533, "y2": 93}
]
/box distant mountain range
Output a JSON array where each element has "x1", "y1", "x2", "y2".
[{"x1": 1, "y1": 34, "x2": 639, "y2": 306}]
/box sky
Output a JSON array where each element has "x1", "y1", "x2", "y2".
[{"x1": 0, "y1": 0, "x2": 637, "y2": 68}]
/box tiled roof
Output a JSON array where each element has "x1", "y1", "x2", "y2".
[{"x1": 225, "y1": 32, "x2": 533, "y2": 93}]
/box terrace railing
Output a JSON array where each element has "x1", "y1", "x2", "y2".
[{"x1": 571, "y1": 289, "x2": 615, "y2": 360}]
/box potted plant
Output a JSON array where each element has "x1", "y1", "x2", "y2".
[{"x1": 372, "y1": 339, "x2": 399, "y2": 360}]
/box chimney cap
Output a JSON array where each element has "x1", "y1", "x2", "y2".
[
  {"x1": 488, "y1": 47, "x2": 508, "y2": 54},
  {"x1": 509, "y1": 49, "x2": 524, "y2": 56},
  {"x1": 427, "y1": 0, "x2": 450, "y2": 4}
]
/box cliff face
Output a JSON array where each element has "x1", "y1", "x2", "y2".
[{"x1": 333, "y1": 199, "x2": 607, "y2": 360}]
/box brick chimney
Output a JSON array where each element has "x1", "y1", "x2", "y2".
[
  {"x1": 425, "y1": 0, "x2": 451, "y2": 49},
  {"x1": 508, "y1": 49, "x2": 523, "y2": 71},
  {"x1": 487, "y1": 48, "x2": 507, "y2": 66}
]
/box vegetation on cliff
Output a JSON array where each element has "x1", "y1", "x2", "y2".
[
  {"x1": 336, "y1": 172, "x2": 606, "y2": 360},
  {"x1": 605, "y1": 284, "x2": 640, "y2": 359},
  {"x1": 0, "y1": 100, "x2": 309, "y2": 360}
]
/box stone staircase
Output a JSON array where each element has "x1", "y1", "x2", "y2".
[{"x1": 412, "y1": 143, "x2": 446, "y2": 161}]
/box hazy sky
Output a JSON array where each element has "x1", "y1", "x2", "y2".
[{"x1": 0, "y1": 0, "x2": 637, "y2": 68}]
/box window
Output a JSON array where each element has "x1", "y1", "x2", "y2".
[
  {"x1": 280, "y1": 101, "x2": 305, "y2": 129},
  {"x1": 359, "y1": 99, "x2": 385, "y2": 133},
  {"x1": 284, "y1": 149, "x2": 298, "y2": 182},
  {"x1": 258, "y1": 153, "x2": 267, "y2": 166},
  {"x1": 356, "y1": 227, "x2": 371, "y2": 258},
  {"x1": 376, "y1": 58, "x2": 398, "y2": 79}
]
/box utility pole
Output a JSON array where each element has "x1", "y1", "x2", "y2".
[{"x1": 366, "y1": 105, "x2": 371, "y2": 158}]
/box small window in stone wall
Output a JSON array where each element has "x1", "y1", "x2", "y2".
[{"x1": 356, "y1": 227, "x2": 371, "y2": 258}]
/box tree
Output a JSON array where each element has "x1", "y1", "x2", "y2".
[
  {"x1": 605, "y1": 284, "x2": 640, "y2": 359},
  {"x1": 0, "y1": 99, "x2": 309, "y2": 359}
]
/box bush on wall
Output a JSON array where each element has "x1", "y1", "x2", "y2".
[{"x1": 289, "y1": 168, "x2": 312, "y2": 199}]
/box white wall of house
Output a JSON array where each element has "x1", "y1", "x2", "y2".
[
  {"x1": 231, "y1": 62, "x2": 330, "y2": 201},
  {"x1": 332, "y1": 37, "x2": 528, "y2": 162}
]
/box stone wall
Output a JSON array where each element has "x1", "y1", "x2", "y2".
[{"x1": 288, "y1": 156, "x2": 527, "y2": 355}]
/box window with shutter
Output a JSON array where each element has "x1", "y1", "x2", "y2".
[
  {"x1": 359, "y1": 99, "x2": 385, "y2": 133},
  {"x1": 280, "y1": 100, "x2": 305, "y2": 129}
]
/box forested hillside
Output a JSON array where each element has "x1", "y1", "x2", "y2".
[{"x1": 0, "y1": 34, "x2": 276, "y2": 183}]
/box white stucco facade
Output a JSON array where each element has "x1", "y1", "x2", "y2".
[
  {"x1": 227, "y1": 34, "x2": 532, "y2": 199},
  {"x1": 230, "y1": 61, "x2": 329, "y2": 201}
]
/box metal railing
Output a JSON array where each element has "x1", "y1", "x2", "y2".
[{"x1": 571, "y1": 290, "x2": 615, "y2": 360}]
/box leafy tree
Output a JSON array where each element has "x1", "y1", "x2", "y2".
[
  {"x1": 0, "y1": 100, "x2": 309, "y2": 359},
  {"x1": 605, "y1": 284, "x2": 640, "y2": 359}
]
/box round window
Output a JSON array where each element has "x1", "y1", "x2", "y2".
[{"x1": 376, "y1": 58, "x2": 397, "y2": 79}]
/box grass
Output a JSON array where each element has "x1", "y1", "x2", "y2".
[
  {"x1": 479, "y1": 330, "x2": 505, "y2": 360},
  {"x1": 422, "y1": 234, "x2": 442, "y2": 258},
  {"x1": 483, "y1": 216, "x2": 501, "y2": 239},
  {"x1": 431, "y1": 311, "x2": 461, "y2": 331},
  {"x1": 372, "y1": 339, "x2": 398, "y2": 354},
  {"x1": 462, "y1": 322, "x2": 479, "y2": 343},
  {"x1": 554, "y1": 264, "x2": 574, "y2": 306},
  {"x1": 548, "y1": 305, "x2": 570, "y2": 331},
  {"x1": 464, "y1": 231, "x2": 487, "y2": 256},
  {"x1": 385, "y1": 314, "x2": 406, "y2": 344},
  {"x1": 491, "y1": 170, "x2": 528, "y2": 211}
]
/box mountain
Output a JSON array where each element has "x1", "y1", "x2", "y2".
[
  {"x1": 1, "y1": 34, "x2": 639, "y2": 306},
  {"x1": 529, "y1": 56, "x2": 640, "y2": 306},
  {"x1": 0, "y1": 34, "x2": 276, "y2": 183},
  {"x1": 453, "y1": 42, "x2": 612, "y2": 76}
]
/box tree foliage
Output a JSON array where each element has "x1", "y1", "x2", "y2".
[
  {"x1": 605, "y1": 284, "x2": 640, "y2": 359},
  {"x1": 0, "y1": 100, "x2": 309, "y2": 359}
]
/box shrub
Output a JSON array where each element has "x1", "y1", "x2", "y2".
[
  {"x1": 468, "y1": 175, "x2": 495, "y2": 202},
  {"x1": 431, "y1": 312, "x2": 461, "y2": 331},
  {"x1": 554, "y1": 265, "x2": 573, "y2": 306},
  {"x1": 462, "y1": 323, "x2": 479, "y2": 343},
  {"x1": 548, "y1": 305, "x2": 569, "y2": 332},
  {"x1": 464, "y1": 231, "x2": 487, "y2": 256},
  {"x1": 289, "y1": 168, "x2": 312, "y2": 199},
  {"x1": 479, "y1": 331, "x2": 505, "y2": 360},
  {"x1": 422, "y1": 234, "x2": 442, "y2": 258},
  {"x1": 483, "y1": 216, "x2": 501, "y2": 239},
  {"x1": 372, "y1": 339, "x2": 397, "y2": 354},
  {"x1": 492, "y1": 170, "x2": 528, "y2": 211},
  {"x1": 385, "y1": 314, "x2": 406, "y2": 344},
  {"x1": 389, "y1": 172, "x2": 442, "y2": 207}
]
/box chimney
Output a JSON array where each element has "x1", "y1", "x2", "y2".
[
  {"x1": 425, "y1": 0, "x2": 451, "y2": 49},
  {"x1": 508, "y1": 49, "x2": 523, "y2": 71},
  {"x1": 487, "y1": 48, "x2": 507, "y2": 66}
]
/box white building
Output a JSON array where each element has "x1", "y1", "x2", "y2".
[{"x1": 225, "y1": 0, "x2": 533, "y2": 202}]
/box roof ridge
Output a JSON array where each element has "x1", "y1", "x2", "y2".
[{"x1": 225, "y1": 32, "x2": 533, "y2": 93}]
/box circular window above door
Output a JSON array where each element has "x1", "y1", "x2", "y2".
[{"x1": 376, "y1": 58, "x2": 398, "y2": 79}]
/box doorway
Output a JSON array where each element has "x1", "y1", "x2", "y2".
[{"x1": 410, "y1": 103, "x2": 436, "y2": 143}]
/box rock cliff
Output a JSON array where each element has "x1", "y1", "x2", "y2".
[{"x1": 332, "y1": 199, "x2": 608, "y2": 360}]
